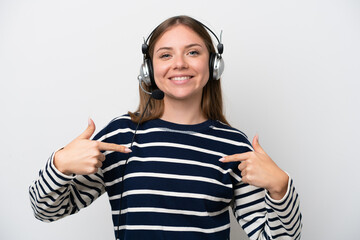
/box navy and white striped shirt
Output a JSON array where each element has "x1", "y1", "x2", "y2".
[{"x1": 29, "y1": 115, "x2": 302, "y2": 239}]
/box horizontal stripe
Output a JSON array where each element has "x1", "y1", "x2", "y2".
[
  {"x1": 268, "y1": 218, "x2": 302, "y2": 239},
  {"x1": 115, "y1": 223, "x2": 230, "y2": 234},
  {"x1": 210, "y1": 125, "x2": 248, "y2": 138},
  {"x1": 192, "y1": 132, "x2": 253, "y2": 150},
  {"x1": 112, "y1": 206, "x2": 229, "y2": 217},
  {"x1": 97, "y1": 128, "x2": 134, "y2": 142},
  {"x1": 128, "y1": 156, "x2": 232, "y2": 174},
  {"x1": 132, "y1": 142, "x2": 226, "y2": 157},
  {"x1": 106, "y1": 172, "x2": 232, "y2": 188},
  {"x1": 109, "y1": 189, "x2": 232, "y2": 203},
  {"x1": 102, "y1": 159, "x2": 127, "y2": 174}
]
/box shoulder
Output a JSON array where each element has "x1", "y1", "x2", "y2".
[
  {"x1": 210, "y1": 120, "x2": 249, "y2": 142},
  {"x1": 105, "y1": 114, "x2": 135, "y2": 129},
  {"x1": 211, "y1": 120, "x2": 253, "y2": 151},
  {"x1": 93, "y1": 114, "x2": 136, "y2": 141}
]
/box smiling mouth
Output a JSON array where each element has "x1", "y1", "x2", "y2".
[{"x1": 170, "y1": 76, "x2": 193, "y2": 81}]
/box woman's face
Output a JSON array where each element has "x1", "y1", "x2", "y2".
[{"x1": 152, "y1": 24, "x2": 210, "y2": 103}]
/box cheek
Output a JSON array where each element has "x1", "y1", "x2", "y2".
[
  {"x1": 153, "y1": 61, "x2": 169, "y2": 80},
  {"x1": 152, "y1": 63, "x2": 168, "y2": 90},
  {"x1": 196, "y1": 60, "x2": 210, "y2": 82}
]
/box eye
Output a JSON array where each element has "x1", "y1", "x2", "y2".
[
  {"x1": 188, "y1": 50, "x2": 199, "y2": 56},
  {"x1": 159, "y1": 53, "x2": 171, "y2": 59}
]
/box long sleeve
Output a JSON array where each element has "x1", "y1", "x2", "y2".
[
  {"x1": 29, "y1": 151, "x2": 106, "y2": 222},
  {"x1": 232, "y1": 175, "x2": 302, "y2": 239}
]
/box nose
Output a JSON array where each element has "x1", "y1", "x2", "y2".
[{"x1": 172, "y1": 55, "x2": 188, "y2": 70}]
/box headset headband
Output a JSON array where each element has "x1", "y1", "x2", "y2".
[{"x1": 141, "y1": 19, "x2": 224, "y2": 56}]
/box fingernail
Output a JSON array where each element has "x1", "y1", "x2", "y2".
[
  {"x1": 88, "y1": 117, "x2": 92, "y2": 126},
  {"x1": 125, "y1": 148, "x2": 132, "y2": 153},
  {"x1": 219, "y1": 157, "x2": 225, "y2": 162}
]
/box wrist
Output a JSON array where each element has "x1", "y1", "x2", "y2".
[
  {"x1": 54, "y1": 148, "x2": 72, "y2": 176},
  {"x1": 267, "y1": 170, "x2": 289, "y2": 200}
]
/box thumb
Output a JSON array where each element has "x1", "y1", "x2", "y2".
[
  {"x1": 252, "y1": 134, "x2": 266, "y2": 154},
  {"x1": 77, "y1": 118, "x2": 96, "y2": 139}
]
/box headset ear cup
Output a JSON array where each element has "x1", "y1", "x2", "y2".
[
  {"x1": 209, "y1": 52, "x2": 216, "y2": 81},
  {"x1": 140, "y1": 58, "x2": 154, "y2": 86},
  {"x1": 140, "y1": 60, "x2": 150, "y2": 86},
  {"x1": 146, "y1": 58, "x2": 156, "y2": 88},
  {"x1": 212, "y1": 53, "x2": 224, "y2": 80}
]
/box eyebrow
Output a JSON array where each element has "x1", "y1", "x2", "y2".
[{"x1": 155, "y1": 43, "x2": 203, "y2": 53}]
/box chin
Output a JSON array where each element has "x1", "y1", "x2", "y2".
[{"x1": 165, "y1": 91, "x2": 202, "y2": 102}]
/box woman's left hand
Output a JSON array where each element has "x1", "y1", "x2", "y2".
[{"x1": 219, "y1": 135, "x2": 289, "y2": 200}]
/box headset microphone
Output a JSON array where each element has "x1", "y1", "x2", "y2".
[
  {"x1": 137, "y1": 75, "x2": 164, "y2": 100},
  {"x1": 151, "y1": 89, "x2": 164, "y2": 100}
]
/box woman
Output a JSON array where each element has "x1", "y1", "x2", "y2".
[{"x1": 29, "y1": 15, "x2": 302, "y2": 239}]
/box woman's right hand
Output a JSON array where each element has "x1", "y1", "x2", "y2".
[{"x1": 54, "y1": 118, "x2": 131, "y2": 176}]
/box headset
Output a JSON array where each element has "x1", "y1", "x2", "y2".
[{"x1": 137, "y1": 19, "x2": 225, "y2": 92}]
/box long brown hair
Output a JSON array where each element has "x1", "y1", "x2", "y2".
[{"x1": 128, "y1": 15, "x2": 230, "y2": 126}]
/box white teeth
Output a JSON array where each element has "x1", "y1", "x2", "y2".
[{"x1": 171, "y1": 76, "x2": 191, "y2": 81}]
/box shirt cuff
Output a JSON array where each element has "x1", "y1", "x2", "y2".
[
  {"x1": 265, "y1": 171, "x2": 292, "y2": 205},
  {"x1": 47, "y1": 148, "x2": 76, "y2": 184}
]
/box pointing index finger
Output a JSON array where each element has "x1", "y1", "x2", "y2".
[
  {"x1": 97, "y1": 142, "x2": 132, "y2": 153},
  {"x1": 219, "y1": 152, "x2": 251, "y2": 162}
]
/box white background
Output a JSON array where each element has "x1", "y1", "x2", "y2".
[{"x1": 0, "y1": 0, "x2": 359, "y2": 239}]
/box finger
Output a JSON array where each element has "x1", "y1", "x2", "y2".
[
  {"x1": 241, "y1": 174, "x2": 249, "y2": 184},
  {"x1": 252, "y1": 134, "x2": 266, "y2": 154},
  {"x1": 219, "y1": 152, "x2": 251, "y2": 162},
  {"x1": 97, "y1": 142, "x2": 132, "y2": 153},
  {"x1": 240, "y1": 168, "x2": 247, "y2": 177},
  {"x1": 95, "y1": 160, "x2": 103, "y2": 168},
  {"x1": 238, "y1": 161, "x2": 247, "y2": 171},
  {"x1": 77, "y1": 118, "x2": 96, "y2": 140},
  {"x1": 98, "y1": 153, "x2": 106, "y2": 162}
]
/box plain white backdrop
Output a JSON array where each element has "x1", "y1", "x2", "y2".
[{"x1": 0, "y1": 0, "x2": 359, "y2": 239}]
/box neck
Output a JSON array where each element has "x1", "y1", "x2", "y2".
[{"x1": 161, "y1": 96, "x2": 207, "y2": 125}]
